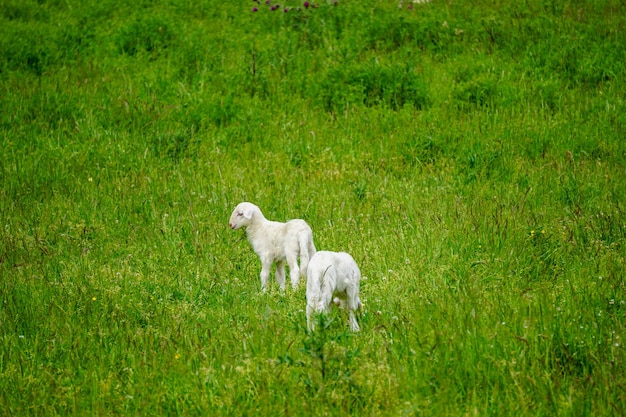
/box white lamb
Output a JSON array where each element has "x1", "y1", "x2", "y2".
[
  {"x1": 229, "y1": 202, "x2": 316, "y2": 291},
  {"x1": 306, "y1": 250, "x2": 362, "y2": 332}
]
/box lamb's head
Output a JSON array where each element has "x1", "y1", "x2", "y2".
[{"x1": 229, "y1": 202, "x2": 260, "y2": 230}]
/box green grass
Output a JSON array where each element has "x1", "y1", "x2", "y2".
[{"x1": 1, "y1": 0, "x2": 625, "y2": 415}]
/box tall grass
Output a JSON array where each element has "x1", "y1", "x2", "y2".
[{"x1": 1, "y1": 0, "x2": 625, "y2": 415}]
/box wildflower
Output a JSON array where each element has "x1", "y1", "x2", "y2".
[
  {"x1": 304, "y1": 1, "x2": 309, "y2": 7},
  {"x1": 175, "y1": 353, "x2": 181, "y2": 360},
  {"x1": 252, "y1": 6, "x2": 258, "y2": 11},
  {"x1": 284, "y1": 7, "x2": 288, "y2": 12},
  {"x1": 271, "y1": 4, "x2": 279, "y2": 10},
  {"x1": 92, "y1": 297, "x2": 97, "y2": 301}
]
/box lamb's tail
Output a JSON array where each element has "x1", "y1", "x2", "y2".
[
  {"x1": 298, "y1": 230, "x2": 316, "y2": 278},
  {"x1": 318, "y1": 265, "x2": 335, "y2": 312}
]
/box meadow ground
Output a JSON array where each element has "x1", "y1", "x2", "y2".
[{"x1": 1, "y1": 0, "x2": 625, "y2": 415}]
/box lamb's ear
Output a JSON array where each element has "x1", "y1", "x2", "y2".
[{"x1": 243, "y1": 206, "x2": 255, "y2": 219}]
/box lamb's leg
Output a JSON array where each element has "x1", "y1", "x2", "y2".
[
  {"x1": 260, "y1": 261, "x2": 272, "y2": 292},
  {"x1": 306, "y1": 303, "x2": 315, "y2": 331},
  {"x1": 348, "y1": 310, "x2": 360, "y2": 332},
  {"x1": 275, "y1": 260, "x2": 286, "y2": 291},
  {"x1": 346, "y1": 286, "x2": 361, "y2": 332},
  {"x1": 333, "y1": 297, "x2": 346, "y2": 309},
  {"x1": 286, "y1": 250, "x2": 300, "y2": 290}
]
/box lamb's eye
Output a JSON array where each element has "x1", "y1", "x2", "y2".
[{"x1": 237, "y1": 212, "x2": 243, "y2": 217}]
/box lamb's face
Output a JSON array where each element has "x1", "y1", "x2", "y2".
[{"x1": 229, "y1": 202, "x2": 256, "y2": 230}]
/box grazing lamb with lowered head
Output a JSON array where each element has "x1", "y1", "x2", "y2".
[
  {"x1": 306, "y1": 250, "x2": 362, "y2": 332},
  {"x1": 229, "y1": 202, "x2": 316, "y2": 291}
]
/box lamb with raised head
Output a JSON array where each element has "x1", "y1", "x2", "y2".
[
  {"x1": 229, "y1": 202, "x2": 316, "y2": 291},
  {"x1": 306, "y1": 250, "x2": 362, "y2": 332}
]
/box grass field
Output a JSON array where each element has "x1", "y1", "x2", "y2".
[{"x1": 1, "y1": 0, "x2": 625, "y2": 415}]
